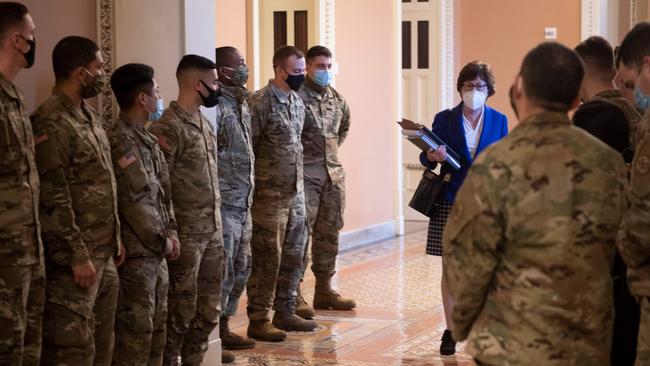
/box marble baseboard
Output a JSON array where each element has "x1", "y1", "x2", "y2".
[{"x1": 339, "y1": 221, "x2": 397, "y2": 253}]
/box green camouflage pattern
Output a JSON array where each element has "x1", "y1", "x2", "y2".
[
  {"x1": 297, "y1": 78, "x2": 350, "y2": 279},
  {"x1": 595, "y1": 89, "x2": 642, "y2": 149},
  {"x1": 31, "y1": 89, "x2": 121, "y2": 266},
  {"x1": 246, "y1": 82, "x2": 308, "y2": 320},
  {"x1": 444, "y1": 111, "x2": 628, "y2": 365}
]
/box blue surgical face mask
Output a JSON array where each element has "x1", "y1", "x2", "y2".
[
  {"x1": 634, "y1": 86, "x2": 650, "y2": 112},
  {"x1": 313, "y1": 69, "x2": 333, "y2": 87},
  {"x1": 149, "y1": 97, "x2": 164, "y2": 121}
]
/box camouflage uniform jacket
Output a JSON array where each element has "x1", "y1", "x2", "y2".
[
  {"x1": 108, "y1": 113, "x2": 178, "y2": 257},
  {"x1": 248, "y1": 81, "x2": 305, "y2": 193},
  {"x1": 297, "y1": 77, "x2": 350, "y2": 185},
  {"x1": 595, "y1": 89, "x2": 642, "y2": 149},
  {"x1": 619, "y1": 110, "x2": 650, "y2": 297},
  {"x1": 444, "y1": 111, "x2": 627, "y2": 365},
  {"x1": 216, "y1": 83, "x2": 254, "y2": 209},
  {"x1": 149, "y1": 101, "x2": 220, "y2": 234},
  {"x1": 0, "y1": 72, "x2": 42, "y2": 266},
  {"x1": 31, "y1": 89, "x2": 121, "y2": 266}
]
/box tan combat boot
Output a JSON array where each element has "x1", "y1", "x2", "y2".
[
  {"x1": 222, "y1": 348, "x2": 235, "y2": 363},
  {"x1": 295, "y1": 286, "x2": 315, "y2": 319},
  {"x1": 313, "y1": 276, "x2": 357, "y2": 310},
  {"x1": 247, "y1": 319, "x2": 287, "y2": 342},
  {"x1": 220, "y1": 317, "x2": 256, "y2": 350},
  {"x1": 272, "y1": 311, "x2": 318, "y2": 332}
]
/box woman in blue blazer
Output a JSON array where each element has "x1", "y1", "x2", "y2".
[{"x1": 419, "y1": 61, "x2": 508, "y2": 355}]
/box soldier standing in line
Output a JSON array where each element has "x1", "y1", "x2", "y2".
[
  {"x1": 214, "y1": 46, "x2": 256, "y2": 363},
  {"x1": 246, "y1": 45, "x2": 317, "y2": 342},
  {"x1": 294, "y1": 45, "x2": 355, "y2": 320},
  {"x1": 616, "y1": 21, "x2": 650, "y2": 365},
  {"x1": 149, "y1": 55, "x2": 225, "y2": 366},
  {"x1": 0, "y1": 3, "x2": 44, "y2": 365},
  {"x1": 108, "y1": 63, "x2": 181, "y2": 366},
  {"x1": 444, "y1": 42, "x2": 628, "y2": 365},
  {"x1": 32, "y1": 36, "x2": 123, "y2": 366}
]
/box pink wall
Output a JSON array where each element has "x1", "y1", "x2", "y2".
[
  {"x1": 335, "y1": 0, "x2": 398, "y2": 231},
  {"x1": 215, "y1": 0, "x2": 248, "y2": 60},
  {"x1": 14, "y1": 0, "x2": 97, "y2": 112},
  {"x1": 457, "y1": 0, "x2": 581, "y2": 126}
]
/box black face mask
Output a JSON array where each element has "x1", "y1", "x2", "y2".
[
  {"x1": 19, "y1": 34, "x2": 35, "y2": 68},
  {"x1": 198, "y1": 80, "x2": 221, "y2": 108},
  {"x1": 284, "y1": 72, "x2": 305, "y2": 91}
]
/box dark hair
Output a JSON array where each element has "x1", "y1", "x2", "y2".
[
  {"x1": 110, "y1": 63, "x2": 154, "y2": 110},
  {"x1": 618, "y1": 21, "x2": 650, "y2": 70},
  {"x1": 306, "y1": 45, "x2": 332, "y2": 63},
  {"x1": 456, "y1": 61, "x2": 496, "y2": 97},
  {"x1": 572, "y1": 99, "x2": 631, "y2": 162},
  {"x1": 574, "y1": 36, "x2": 614, "y2": 80},
  {"x1": 272, "y1": 45, "x2": 304, "y2": 68},
  {"x1": 52, "y1": 36, "x2": 100, "y2": 82},
  {"x1": 176, "y1": 54, "x2": 216, "y2": 78},
  {"x1": 614, "y1": 45, "x2": 621, "y2": 69},
  {"x1": 0, "y1": 2, "x2": 27, "y2": 38},
  {"x1": 215, "y1": 46, "x2": 238, "y2": 68},
  {"x1": 520, "y1": 42, "x2": 584, "y2": 112}
]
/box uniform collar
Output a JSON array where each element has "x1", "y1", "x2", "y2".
[
  {"x1": 53, "y1": 87, "x2": 94, "y2": 124},
  {"x1": 519, "y1": 110, "x2": 570, "y2": 126},
  {"x1": 118, "y1": 112, "x2": 156, "y2": 147},
  {"x1": 302, "y1": 76, "x2": 328, "y2": 100},
  {"x1": 595, "y1": 89, "x2": 623, "y2": 99},
  {"x1": 0, "y1": 72, "x2": 20, "y2": 101},
  {"x1": 269, "y1": 80, "x2": 293, "y2": 104},
  {"x1": 169, "y1": 100, "x2": 203, "y2": 129}
]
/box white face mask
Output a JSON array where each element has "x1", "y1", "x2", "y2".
[{"x1": 462, "y1": 90, "x2": 487, "y2": 110}]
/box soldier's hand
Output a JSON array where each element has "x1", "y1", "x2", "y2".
[
  {"x1": 72, "y1": 260, "x2": 97, "y2": 288},
  {"x1": 427, "y1": 145, "x2": 447, "y2": 163},
  {"x1": 167, "y1": 236, "x2": 181, "y2": 261},
  {"x1": 114, "y1": 242, "x2": 126, "y2": 267}
]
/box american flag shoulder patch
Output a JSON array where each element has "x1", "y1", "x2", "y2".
[
  {"x1": 156, "y1": 134, "x2": 175, "y2": 153},
  {"x1": 117, "y1": 151, "x2": 137, "y2": 169},
  {"x1": 34, "y1": 133, "x2": 48, "y2": 146}
]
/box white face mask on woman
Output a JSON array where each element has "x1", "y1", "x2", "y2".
[{"x1": 462, "y1": 90, "x2": 487, "y2": 110}]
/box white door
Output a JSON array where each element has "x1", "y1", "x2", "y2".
[
  {"x1": 402, "y1": 0, "x2": 440, "y2": 221},
  {"x1": 258, "y1": 0, "x2": 319, "y2": 85}
]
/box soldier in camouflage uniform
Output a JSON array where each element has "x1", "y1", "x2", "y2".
[
  {"x1": 214, "y1": 47, "x2": 256, "y2": 357},
  {"x1": 575, "y1": 36, "x2": 641, "y2": 151},
  {"x1": 0, "y1": 4, "x2": 44, "y2": 365},
  {"x1": 294, "y1": 45, "x2": 354, "y2": 319},
  {"x1": 149, "y1": 55, "x2": 224, "y2": 366},
  {"x1": 444, "y1": 43, "x2": 628, "y2": 365},
  {"x1": 32, "y1": 36, "x2": 122, "y2": 366},
  {"x1": 616, "y1": 22, "x2": 650, "y2": 366},
  {"x1": 108, "y1": 64, "x2": 180, "y2": 366},
  {"x1": 246, "y1": 45, "x2": 317, "y2": 341}
]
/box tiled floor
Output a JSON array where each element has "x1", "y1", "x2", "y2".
[{"x1": 211, "y1": 221, "x2": 475, "y2": 366}]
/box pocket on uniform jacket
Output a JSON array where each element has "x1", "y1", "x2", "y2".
[
  {"x1": 42, "y1": 301, "x2": 92, "y2": 347},
  {"x1": 0, "y1": 122, "x2": 21, "y2": 174},
  {"x1": 122, "y1": 157, "x2": 149, "y2": 197}
]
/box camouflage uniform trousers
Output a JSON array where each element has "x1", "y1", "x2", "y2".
[
  {"x1": 41, "y1": 256, "x2": 119, "y2": 366},
  {"x1": 0, "y1": 263, "x2": 45, "y2": 366},
  {"x1": 247, "y1": 188, "x2": 308, "y2": 321},
  {"x1": 113, "y1": 256, "x2": 169, "y2": 366},
  {"x1": 164, "y1": 232, "x2": 224, "y2": 366},
  {"x1": 220, "y1": 205, "x2": 252, "y2": 318},
  {"x1": 301, "y1": 177, "x2": 345, "y2": 279},
  {"x1": 638, "y1": 297, "x2": 650, "y2": 366}
]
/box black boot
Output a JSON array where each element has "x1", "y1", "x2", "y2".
[{"x1": 440, "y1": 329, "x2": 456, "y2": 356}]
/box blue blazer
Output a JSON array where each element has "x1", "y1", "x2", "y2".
[{"x1": 419, "y1": 102, "x2": 508, "y2": 203}]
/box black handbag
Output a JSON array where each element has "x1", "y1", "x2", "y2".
[{"x1": 408, "y1": 170, "x2": 451, "y2": 217}]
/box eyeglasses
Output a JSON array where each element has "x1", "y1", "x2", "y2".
[{"x1": 462, "y1": 82, "x2": 488, "y2": 92}]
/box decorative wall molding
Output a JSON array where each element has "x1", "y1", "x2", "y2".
[
  {"x1": 631, "y1": 0, "x2": 638, "y2": 28},
  {"x1": 97, "y1": 0, "x2": 115, "y2": 127},
  {"x1": 581, "y1": 0, "x2": 598, "y2": 39},
  {"x1": 439, "y1": 0, "x2": 454, "y2": 110},
  {"x1": 339, "y1": 220, "x2": 397, "y2": 252}
]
